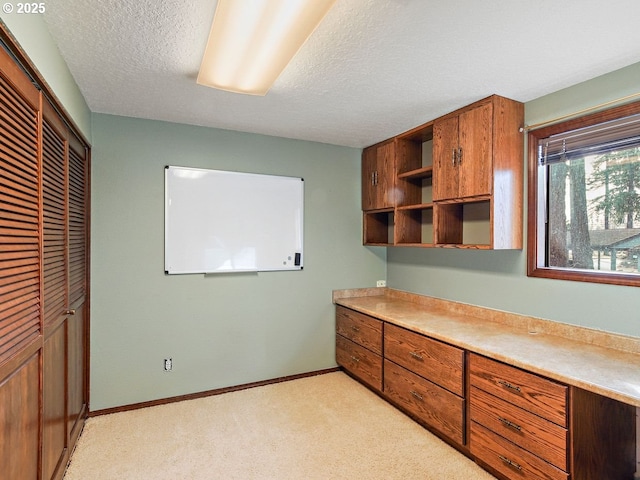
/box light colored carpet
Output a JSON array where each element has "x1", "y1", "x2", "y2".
[{"x1": 63, "y1": 372, "x2": 496, "y2": 479}]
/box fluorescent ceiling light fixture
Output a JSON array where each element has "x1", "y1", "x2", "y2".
[{"x1": 197, "y1": 0, "x2": 336, "y2": 95}]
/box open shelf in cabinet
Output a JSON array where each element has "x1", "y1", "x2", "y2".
[
  {"x1": 397, "y1": 165, "x2": 433, "y2": 180},
  {"x1": 395, "y1": 131, "x2": 434, "y2": 246},
  {"x1": 434, "y1": 198, "x2": 492, "y2": 248},
  {"x1": 363, "y1": 208, "x2": 394, "y2": 246},
  {"x1": 396, "y1": 123, "x2": 434, "y2": 206},
  {"x1": 395, "y1": 204, "x2": 434, "y2": 246}
]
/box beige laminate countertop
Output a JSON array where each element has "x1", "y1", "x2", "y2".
[{"x1": 333, "y1": 288, "x2": 640, "y2": 408}]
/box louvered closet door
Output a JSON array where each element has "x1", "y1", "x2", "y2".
[
  {"x1": 42, "y1": 104, "x2": 67, "y2": 329},
  {"x1": 42, "y1": 99, "x2": 69, "y2": 480},
  {"x1": 68, "y1": 137, "x2": 86, "y2": 306},
  {"x1": 0, "y1": 63, "x2": 41, "y2": 364},
  {"x1": 67, "y1": 133, "x2": 87, "y2": 447},
  {"x1": 0, "y1": 47, "x2": 42, "y2": 480}
]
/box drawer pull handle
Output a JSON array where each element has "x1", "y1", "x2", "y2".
[
  {"x1": 409, "y1": 351, "x2": 423, "y2": 361},
  {"x1": 350, "y1": 356, "x2": 360, "y2": 363},
  {"x1": 351, "y1": 325, "x2": 360, "y2": 332},
  {"x1": 498, "y1": 380, "x2": 522, "y2": 393},
  {"x1": 498, "y1": 416, "x2": 522, "y2": 431},
  {"x1": 410, "y1": 390, "x2": 423, "y2": 401},
  {"x1": 498, "y1": 455, "x2": 522, "y2": 471}
]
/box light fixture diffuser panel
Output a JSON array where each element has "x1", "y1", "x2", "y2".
[{"x1": 197, "y1": 0, "x2": 336, "y2": 95}]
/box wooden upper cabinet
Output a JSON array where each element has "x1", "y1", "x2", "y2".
[
  {"x1": 458, "y1": 102, "x2": 493, "y2": 198},
  {"x1": 433, "y1": 115, "x2": 460, "y2": 201},
  {"x1": 362, "y1": 138, "x2": 423, "y2": 211},
  {"x1": 433, "y1": 101, "x2": 494, "y2": 201},
  {"x1": 361, "y1": 145, "x2": 377, "y2": 211},
  {"x1": 362, "y1": 94, "x2": 523, "y2": 249},
  {"x1": 362, "y1": 140, "x2": 396, "y2": 210}
]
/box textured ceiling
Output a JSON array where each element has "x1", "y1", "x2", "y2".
[{"x1": 42, "y1": 0, "x2": 640, "y2": 148}]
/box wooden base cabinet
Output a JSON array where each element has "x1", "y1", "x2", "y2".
[
  {"x1": 336, "y1": 335, "x2": 383, "y2": 391},
  {"x1": 383, "y1": 323, "x2": 465, "y2": 444},
  {"x1": 336, "y1": 307, "x2": 466, "y2": 446},
  {"x1": 335, "y1": 306, "x2": 383, "y2": 391},
  {"x1": 469, "y1": 354, "x2": 636, "y2": 480},
  {"x1": 384, "y1": 359, "x2": 464, "y2": 444},
  {"x1": 336, "y1": 306, "x2": 637, "y2": 480}
]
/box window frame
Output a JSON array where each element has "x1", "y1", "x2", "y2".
[{"x1": 527, "y1": 100, "x2": 640, "y2": 287}]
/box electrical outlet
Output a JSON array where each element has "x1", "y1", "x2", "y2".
[
  {"x1": 376, "y1": 280, "x2": 386, "y2": 287},
  {"x1": 164, "y1": 358, "x2": 172, "y2": 372}
]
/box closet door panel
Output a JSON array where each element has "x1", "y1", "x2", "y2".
[
  {"x1": 67, "y1": 135, "x2": 87, "y2": 446},
  {"x1": 42, "y1": 100, "x2": 69, "y2": 480},
  {"x1": 67, "y1": 139, "x2": 86, "y2": 307},
  {"x1": 0, "y1": 52, "x2": 41, "y2": 367},
  {"x1": 67, "y1": 302, "x2": 86, "y2": 446},
  {"x1": 42, "y1": 322, "x2": 67, "y2": 480},
  {"x1": 0, "y1": 43, "x2": 42, "y2": 479},
  {"x1": 0, "y1": 351, "x2": 40, "y2": 480},
  {"x1": 42, "y1": 105, "x2": 68, "y2": 330}
]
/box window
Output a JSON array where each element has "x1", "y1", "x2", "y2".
[{"x1": 528, "y1": 101, "x2": 640, "y2": 286}]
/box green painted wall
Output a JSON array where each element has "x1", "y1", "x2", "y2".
[
  {"x1": 0, "y1": 14, "x2": 91, "y2": 140},
  {"x1": 4, "y1": 16, "x2": 639, "y2": 410},
  {"x1": 388, "y1": 62, "x2": 640, "y2": 337},
  {"x1": 90, "y1": 114, "x2": 385, "y2": 409}
]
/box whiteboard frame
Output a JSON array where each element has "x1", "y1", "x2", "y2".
[{"x1": 164, "y1": 166, "x2": 304, "y2": 275}]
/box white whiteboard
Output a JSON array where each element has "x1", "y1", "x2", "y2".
[{"x1": 165, "y1": 166, "x2": 303, "y2": 274}]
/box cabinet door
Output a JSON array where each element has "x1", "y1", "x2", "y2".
[
  {"x1": 336, "y1": 335, "x2": 382, "y2": 391},
  {"x1": 458, "y1": 102, "x2": 493, "y2": 198},
  {"x1": 384, "y1": 323, "x2": 464, "y2": 396},
  {"x1": 362, "y1": 141, "x2": 396, "y2": 210},
  {"x1": 335, "y1": 306, "x2": 382, "y2": 355},
  {"x1": 375, "y1": 141, "x2": 396, "y2": 208},
  {"x1": 361, "y1": 145, "x2": 378, "y2": 210},
  {"x1": 432, "y1": 115, "x2": 459, "y2": 201},
  {"x1": 384, "y1": 359, "x2": 464, "y2": 445}
]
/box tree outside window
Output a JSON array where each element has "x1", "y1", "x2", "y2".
[{"x1": 528, "y1": 101, "x2": 640, "y2": 287}]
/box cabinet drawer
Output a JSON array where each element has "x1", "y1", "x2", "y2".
[
  {"x1": 470, "y1": 354, "x2": 567, "y2": 427},
  {"x1": 336, "y1": 335, "x2": 382, "y2": 391},
  {"x1": 336, "y1": 306, "x2": 383, "y2": 355},
  {"x1": 384, "y1": 323, "x2": 463, "y2": 395},
  {"x1": 384, "y1": 359, "x2": 464, "y2": 445},
  {"x1": 470, "y1": 386, "x2": 567, "y2": 470},
  {"x1": 471, "y1": 421, "x2": 568, "y2": 480}
]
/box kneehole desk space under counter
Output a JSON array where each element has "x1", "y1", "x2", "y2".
[{"x1": 333, "y1": 287, "x2": 640, "y2": 480}]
